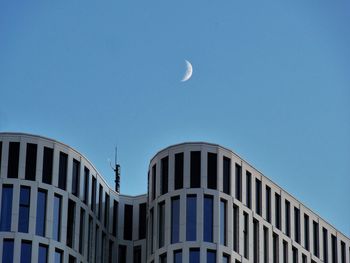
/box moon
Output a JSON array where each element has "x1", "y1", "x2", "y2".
[{"x1": 181, "y1": 60, "x2": 193, "y2": 82}]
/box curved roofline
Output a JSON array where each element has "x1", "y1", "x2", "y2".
[{"x1": 0, "y1": 132, "x2": 119, "y2": 196}]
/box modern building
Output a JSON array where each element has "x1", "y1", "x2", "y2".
[{"x1": 0, "y1": 132, "x2": 349, "y2": 263}]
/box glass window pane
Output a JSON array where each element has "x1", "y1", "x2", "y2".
[
  {"x1": 53, "y1": 194, "x2": 62, "y2": 241},
  {"x1": 171, "y1": 197, "x2": 180, "y2": 244},
  {"x1": 207, "y1": 250, "x2": 216, "y2": 263},
  {"x1": 203, "y1": 195, "x2": 213, "y2": 242},
  {"x1": 38, "y1": 244, "x2": 48, "y2": 263},
  {"x1": 58, "y1": 152, "x2": 68, "y2": 190},
  {"x1": 25, "y1": 143, "x2": 37, "y2": 181},
  {"x1": 158, "y1": 202, "x2": 165, "y2": 248},
  {"x1": 66, "y1": 199, "x2": 76, "y2": 248},
  {"x1": 223, "y1": 157, "x2": 231, "y2": 194},
  {"x1": 2, "y1": 239, "x2": 14, "y2": 263},
  {"x1": 190, "y1": 151, "x2": 201, "y2": 188},
  {"x1": 186, "y1": 195, "x2": 197, "y2": 241},
  {"x1": 72, "y1": 159, "x2": 80, "y2": 197},
  {"x1": 42, "y1": 147, "x2": 53, "y2": 184},
  {"x1": 36, "y1": 190, "x2": 47, "y2": 236},
  {"x1": 189, "y1": 248, "x2": 200, "y2": 263},
  {"x1": 220, "y1": 200, "x2": 227, "y2": 246},
  {"x1": 174, "y1": 153, "x2": 184, "y2": 190},
  {"x1": 18, "y1": 186, "x2": 30, "y2": 233},
  {"x1": 174, "y1": 250, "x2": 182, "y2": 263},
  {"x1": 7, "y1": 142, "x2": 20, "y2": 178},
  {"x1": 55, "y1": 250, "x2": 63, "y2": 263},
  {"x1": 20, "y1": 241, "x2": 32, "y2": 263},
  {"x1": 207, "y1": 153, "x2": 217, "y2": 190},
  {"x1": 0, "y1": 185, "x2": 13, "y2": 231}
]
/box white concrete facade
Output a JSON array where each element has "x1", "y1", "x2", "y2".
[{"x1": 0, "y1": 133, "x2": 349, "y2": 263}]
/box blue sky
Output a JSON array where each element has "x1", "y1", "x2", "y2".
[{"x1": 0, "y1": 0, "x2": 349, "y2": 236}]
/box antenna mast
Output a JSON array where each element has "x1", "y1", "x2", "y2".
[{"x1": 111, "y1": 146, "x2": 121, "y2": 193}]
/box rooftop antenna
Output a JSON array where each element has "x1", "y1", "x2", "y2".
[{"x1": 110, "y1": 146, "x2": 121, "y2": 193}]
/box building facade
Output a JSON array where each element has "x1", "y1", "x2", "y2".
[{"x1": 0, "y1": 132, "x2": 349, "y2": 263}]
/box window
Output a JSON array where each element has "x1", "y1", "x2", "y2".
[
  {"x1": 223, "y1": 157, "x2": 231, "y2": 194},
  {"x1": 25, "y1": 143, "x2": 37, "y2": 181},
  {"x1": 139, "y1": 202, "x2": 147, "y2": 239},
  {"x1": 118, "y1": 245, "x2": 126, "y2": 263},
  {"x1": 266, "y1": 186, "x2": 271, "y2": 222},
  {"x1": 174, "y1": 250, "x2": 182, "y2": 263},
  {"x1": 150, "y1": 208, "x2": 154, "y2": 253},
  {"x1": 223, "y1": 254, "x2": 230, "y2": 263},
  {"x1": 323, "y1": 227, "x2": 328, "y2": 263},
  {"x1": 233, "y1": 204, "x2": 239, "y2": 253},
  {"x1": 159, "y1": 253, "x2": 167, "y2": 263},
  {"x1": 79, "y1": 208, "x2": 85, "y2": 254},
  {"x1": 207, "y1": 153, "x2": 217, "y2": 189},
  {"x1": 53, "y1": 194, "x2": 62, "y2": 241},
  {"x1": 246, "y1": 171, "x2": 252, "y2": 208},
  {"x1": 108, "y1": 240, "x2": 113, "y2": 263},
  {"x1": 174, "y1": 153, "x2": 184, "y2": 190},
  {"x1": 171, "y1": 196, "x2": 180, "y2": 243},
  {"x1": 133, "y1": 246, "x2": 141, "y2": 263},
  {"x1": 152, "y1": 164, "x2": 156, "y2": 200},
  {"x1": 207, "y1": 250, "x2": 216, "y2": 263},
  {"x1": 340, "y1": 241, "x2": 346, "y2": 263},
  {"x1": 72, "y1": 159, "x2": 80, "y2": 197},
  {"x1": 8, "y1": 142, "x2": 20, "y2": 178},
  {"x1": 91, "y1": 176, "x2": 96, "y2": 212},
  {"x1": 285, "y1": 200, "x2": 291, "y2": 237},
  {"x1": 55, "y1": 249, "x2": 63, "y2": 263},
  {"x1": 95, "y1": 225, "x2": 99, "y2": 263},
  {"x1": 87, "y1": 216, "x2": 93, "y2": 259},
  {"x1": 158, "y1": 201, "x2": 165, "y2": 248},
  {"x1": 275, "y1": 193, "x2": 281, "y2": 230},
  {"x1": 58, "y1": 152, "x2": 68, "y2": 190},
  {"x1": 243, "y1": 212, "x2": 249, "y2": 259},
  {"x1": 235, "y1": 164, "x2": 242, "y2": 201},
  {"x1": 283, "y1": 240, "x2": 288, "y2": 263},
  {"x1": 304, "y1": 214, "x2": 309, "y2": 251},
  {"x1": 38, "y1": 244, "x2": 48, "y2": 263},
  {"x1": 189, "y1": 248, "x2": 200, "y2": 263},
  {"x1": 331, "y1": 235, "x2": 337, "y2": 263},
  {"x1": 255, "y1": 178, "x2": 262, "y2": 215},
  {"x1": 0, "y1": 141, "x2": 2, "y2": 174},
  {"x1": 294, "y1": 207, "x2": 300, "y2": 244},
  {"x1": 36, "y1": 189, "x2": 47, "y2": 236},
  {"x1": 68, "y1": 255, "x2": 76, "y2": 263},
  {"x1": 220, "y1": 199, "x2": 227, "y2": 246},
  {"x1": 161, "y1": 156, "x2": 169, "y2": 194},
  {"x1": 2, "y1": 239, "x2": 14, "y2": 263},
  {"x1": 98, "y1": 184, "x2": 103, "y2": 220},
  {"x1": 292, "y1": 246, "x2": 298, "y2": 263},
  {"x1": 204, "y1": 195, "x2": 213, "y2": 242},
  {"x1": 124, "y1": 204, "x2": 133, "y2": 240},
  {"x1": 264, "y1": 226, "x2": 269, "y2": 263},
  {"x1": 20, "y1": 241, "x2": 32, "y2": 263},
  {"x1": 302, "y1": 254, "x2": 307, "y2": 263},
  {"x1": 313, "y1": 221, "x2": 319, "y2": 257},
  {"x1": 83, "y1": 167, "x2": 89, "y2": 204},
  {"x1": 190, "y1": 151, "x2": 201, "y2": 188},
  {"x1": 104, "y1": 193, "x2": 109, "y2": 227},
  {"x1": 66, "y1": 199, "x2": 76, "y2": 248},
  {"x1": 273, "y1": 233, "x2": 279, "y2": 263},
  {"x1": 253, "y1": 219, "x2": 260, "y2": 263},
  {"x1": 42, "y1": 147, "x2": 53, "y2": 184},
  {"x1": 0, "y1": 185, "x2": 13, "y2": 231},
  {"x1": 186, "y1": 195, "x2": 197, "y2": 241},
  {"x1": 112, "y1": 200, "x2": 118, "y2": 236},
  {"x1": 19, "y1": 186, "x2": 31, "y2": 233}
]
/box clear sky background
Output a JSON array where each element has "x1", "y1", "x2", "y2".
[{"x1": 0, "y1": 0, "x2": 349, "y2": 236}]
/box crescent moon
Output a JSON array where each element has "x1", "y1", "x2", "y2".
[{"x1": 181, "y1": 60, "x2": 193, "y2": 82}]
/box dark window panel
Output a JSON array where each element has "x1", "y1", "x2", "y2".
[
  {"x1": 25, "y1": 143, "x2": 37, "y2": 181},
  {"x1": 253, "y1": 219, "x2": 259, "y2": 263},
  {"x1": 112, "y1": 200, "x2": 118, "y2": 236},
  {"x1": 42, "y1": 147, "x2": 53, "y2": 184},
  {"x1": 304, "y1": 214, "x2": 309, "y2": 251},
  {"x1": 233, "y1": 204, "x2": 239, "y2": 253},
  {"x1": 66, "y1": 199, "x2": 76, "y2": 248},
  {"x1": 150, "y1": 208, "x2": 154, "y2": 253},
  {"x1": 331, "y1": 235, "x2": 337, "y2": 263},
  {"x1": 72, "y1": 159, "x2": 80, "y2": 197},
  {"x1": 133, "y1": 246, "x2": 142, "y2": 263},
  {"x1": 36, "y1": 189, "x2": 47, "y2": 237},
  {"x1": 0, "y1": 141, "x2": 2, "y2": 175},
  {"x1": 294, "y1": 207, "x2": 300, "y2": 244},
  {"x1": 243, "y1": 212, "x2": 249, "y2": 259},
  {"x1": 55, "y1": 249, "x2": 63, "y2": 263},
  {"x1": 207, "y1": 250, "x2": 216, "y2": 263},
  {"x1": 174, "y1": 250, "x2": 182, "y2": 263},
  {"x1": 235, "y1": 164, "x2": 242, "y2": 201},
  {"x1": 124, "y1": 204, "x2": 133, "y2": 240},
  {"x1": 273, "y1": 233, "x2": 279, "y2": 263},
  {"x1": 264, "y1": 227, "x2": 269, "y2": 263},
  {"x1": 161, "y1": 156, "x2": 169, "y2": 195},
  {"x1": 203, "y1": 195, "x2": 213, "y2": 242},
  {"x1": 275, "y1": 193, "x2": 281, "y2": 230},
  {"x1": 246, "y1": 171, "x2": 252, "y2": 208},
  {"x1": 98, "y1": 184, "x2": 103, "y2": 220},
  {"x1": 152, "y1": 164, "x2": 156, "y2": 200},
  {"x1": 104, "y1": 193, "x2": 109, "y2": 227},
  {"x1": 189, "y1": 248, "x2": 200, "y2": 263},
  {"x1": 186, "y1": 195, "x2": 197, "y2": 241},
  {"x1": 53, "y1": 194, "x2": 62, "y2": 241},
  {"x1": 18, "y1": 186, "x2": 31, "y2": 233},
  {"x1": 68, "y1": 255, "x2": 76, "y2": 263},
  {"x1": 285, "y1": 200, "x2": 291, "y2": 237},
  {"x1": 7, "y1": 142, "x2": 20, "y2": 178},
  {"x1": 292, "y1": 246, "x2": 298, "y2": 263},
  {"x1": 220, "y1": 199, "x2": 227, "y2": 246},
  {"x1": 340, "y1": 241, "x2": 346, "y2": 263},
  {"x1": 207, "y1": 153, "x2": 217, "y2": 190},
  {"x1": 313, "y1": 221, "x2": 319, "y2": 257},
  {"x1": 20, "y1": 241, "x2": 32, "y2": 263},
  {"x1": 255, "y1": 178, "x2": 262, "y2": 215},
  {"x1": 83, "y1": 167, "x2": 89, "y2": 204},
  {"x1": 2, "y1": 239, "x2": 14, "y2": 263},
  {"x1": 158, "y1": 202, "x2": 165, "y2": 248},
  {"x1": 323, "y1": 228, "x2": 328, "y2": 263},
  {"x1": 38, "y1": 244, "x2": 48, "y2": 263},
  {"x1": 159, "y1": 253, "x2": 167, "y2": 263},
  {"x1": 79, "y1": 208, "x2": 85, "y2": 254},
  {"x1": 223, "y1": 157, "x2": 231, "y2": 195},
  {"x1": 118, "y1": 245, "x2": 127, "y2": 263},
  {"x1": 0, "y1": 185, "x2": 13, "y2": 231},
  {"x1": 174, "y1": 153, "x2": 184, "y2": 190},
  {"x1": 171, "y1": 197, "x2": 180, "y2": 243},
  {"x1": 138, "y1": 203, "x2": 147, "y2": 239},
  {"x1": 190, "y1": 151, "x2": 201, "y2": 188},
  {"x1": 58, "y1": 152, "x2": 68, "y2": 190},
  {"x1": 283, "y1": 240, "x2": 288, "y2": 263},
  {"x1": 266, "y1": 186, "x2": 271, "y2": 222},
  {"x1": 91, "y1": 176, "x2": 96, "y2": 212}
]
